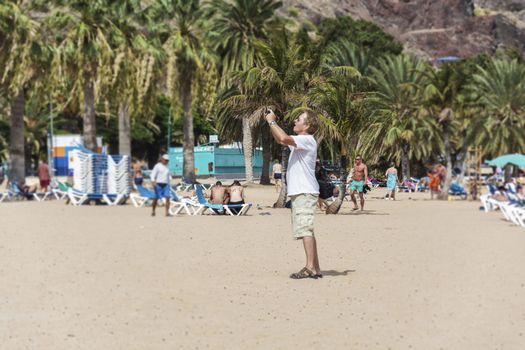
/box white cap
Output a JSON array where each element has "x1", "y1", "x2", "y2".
[{"x1": 162, "y1": 154, "x2": 169, "y2": 160}]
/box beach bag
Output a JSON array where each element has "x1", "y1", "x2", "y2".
[{"x1": 318, "y1": 175, "x2": 335, "y2": 199}]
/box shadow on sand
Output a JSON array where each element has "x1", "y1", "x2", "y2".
[
  {"x1": 321, "y1": 269, "x2": 355, "y2": 277},
  {"x1": 336, "y1": 210, "x2": 389, "y2": 216}
]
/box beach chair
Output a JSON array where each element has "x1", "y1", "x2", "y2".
[
  {"x1": 130, "y1": 185, "x2": 157, "y2": 208},
  {"x1": 398, "y1": 179, "x2": 416, "y2": 192},
  {"x1": 513, "y1": 207, "x2": 525, "y2": 228},
  {"x1": 168, "y1": 188, "x2": 199, "y2": 215},
  {"x1": 193, "y1": 185, "x2": 251, "y2": 216},
  {"x1": 176, "y1": 177, "x2": 194, "y2": 192},
  {"x1": 102, "y1": 193, "x2": 128, "y2": 206},
  {"x1": 51, "y1": 180, "x2": 71, "y2": 200},
  {"x1": 0, "y1": 188, "x2": 13, "y2": 202},
  {"x1": 498, "y1": 202, "x2": 524, "y2": 226},
  {"x1": 480, "y1": 194, "x2": 493, "y2": 212},
  {"x1": 68, "y1": 188, "x2": 127, "y2": 206},
  {"x1": 11, "y1": 182, "x2": 51, "y2": 201},
  {"x1": 449, "y1": 183, "x2": 467, "y2": 200},
  {"x1": 67, "y1": 188, "x2": 90, "y2": 206},
  {"x1": 194, "y1": 183, "x2": 214, "y2": 191}
]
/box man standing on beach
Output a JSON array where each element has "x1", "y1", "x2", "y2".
[
  {"x1": 348, "y1": 155, "x2": 368, "y2": 210},
  {"x1": 150, "y1": 154, "x2": 171, "y2": 217},
  {"x1": 37, "y1": 160, "x2": 51, "y2": 192},
  {"x1": 272, "y1": 159, "x2": 282, "y2": 193},
  {"x1": 132, "y1": 158, "x2": 144, "y2": 187},
  {"x1": 265, "y1": 109, "x2": 322, "y2": 279}
]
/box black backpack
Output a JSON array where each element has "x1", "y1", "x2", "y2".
[{"x1": 316, "y1": 167, "x2": 335, "y2": 199}]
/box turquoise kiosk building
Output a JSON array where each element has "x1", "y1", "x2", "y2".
[{"x1": 168, "y1": 146, "x2": 264, "y2": 178}]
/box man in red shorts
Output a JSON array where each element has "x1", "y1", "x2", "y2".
[{"x1": 37, "y1": 160, "x2": 51, "y2": 192}]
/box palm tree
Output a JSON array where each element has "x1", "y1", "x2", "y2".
[
  {"x1": 208, "y1": 0, "x2": 281, "y2": 183},
  {"x1": 363, "y1": 54, "x2": 440, "y2": 180},
  {"x1": 222, "y1": 27, "x2": 310, "y2": 206},
  {"x1": 47, "y1": 0, "x2": 115, "y2": 152},
  {"x1": 306, "y1": 42, "x2": 372, "y2": 213},
  {"x1": 108, "y1": 0, "x2": 162, "y2": 156},
  {"x1": 152, "y1": 0, "x2": 215, "y2": 181},
  {"x1": 224, "y1": 27, "x2": 342, "y2": 206},
  {"x1": 207, "y1": 0, "x2": 281, "y2": 77},
  {"x1": 469, "y1": 58, "x2": 525, "y2": 157},
  {"x1": 423, "y1": 62, "x2": 470, "y2": 199},
  {"x1": 0, "y1": 1, "x2": 41, "y2": 184}
]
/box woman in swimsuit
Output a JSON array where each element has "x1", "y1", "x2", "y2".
[{"x1": 385, "y1": 163, "x2": 399, "y2": 200}]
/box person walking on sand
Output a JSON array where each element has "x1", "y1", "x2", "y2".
[
  {"x1": 385, "y1": 163, "x2": 399, "y2": 200},
  {"x1": 150, "y1": 154, "x2": 171, "y2": 217},
  {"x1": 265, "y1": 108, "x2": 322, "y2": 280},
  {"x1": 348, "y1": 155, "x2": 368, "y2": 210},
  {"x1": 37, "y1": 160, "x2": 51, "y2": 192},
  {"x1": 272, "y1": 159, "x2": 282, "y2": 193}
]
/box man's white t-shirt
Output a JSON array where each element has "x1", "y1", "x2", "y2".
[
  {"x1": 150, "y1": 163, "x2": 170, "y2": 184},
  {"x1": 287, "y1": 135, "x2": 319, "y2": 196}
]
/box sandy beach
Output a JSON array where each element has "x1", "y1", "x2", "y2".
[{"x1": 1, "y1": 186, "x2": 524, "y2": 349}]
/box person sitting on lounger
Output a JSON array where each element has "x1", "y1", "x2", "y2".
[
  {"x1": 227, "y1": 180, "x2": 245, "y2": 215},
  {"x1": 210, "y1": 181, "x2": 228, "y2": 214},
  {"x1": 492, "y1": 186, "x2": 509, "y2": 202},
  {"x1": 17, "y1": 183, "x2": 38, "y2": 200},
  {"x1": 516, "y1": 184, "x2": 524, "y2": 199}
]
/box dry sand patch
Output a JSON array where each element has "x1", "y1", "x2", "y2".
[{"x1": 1, "y1": 189, "x2": 524, "y2": 349}]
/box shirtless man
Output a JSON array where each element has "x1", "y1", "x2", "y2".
[
  {"x1": 209, "y1": 181, "x2": 227, "y2": 213},
  {"x1": 347, "y1": 155, "x2": 368, "y2": 210},
  {"x1": 132, "y1": 159, "x2": 143, "y2": 187},
  {"x1": 227, "y1": 180, "x2": 245, "y2": 215}
]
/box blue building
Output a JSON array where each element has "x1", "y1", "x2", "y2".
[{"x1": 168, "y1": 146, "x2": 264, "y2": 178}]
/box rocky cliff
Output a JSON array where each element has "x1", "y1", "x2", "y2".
[{"x1": 280, "y1": 0, "x2": 525, "y2": 58}]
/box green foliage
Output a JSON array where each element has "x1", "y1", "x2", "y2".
[
  {"x1": 317, "y1": 16, "x2": 403, "y2": 58},
  {"x1": 468, "y1": 58, "x2": 525, "y2": 156},
  {"x1": 1, "y1": 0, "x2": 525, "y2": 178},
  {"x1": 287, "y1": 6, "x2": 299, "y2": 18},
  {"x1": 361, "y1": 54, "x2": 441, "y2": 177},
  {"x1": 207, "y1": 0, "x2": 281, "y2": 76}
]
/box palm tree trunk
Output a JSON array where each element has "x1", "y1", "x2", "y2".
[
  {"x1": 83, "y1": 71, "x2": 98, "y2": 152},
  {"x1": 9, "y1": 89, "x2": 25, "y2": 185},
  {"x1": 438, "y1": 126, "x2": 453, "y2": 200},
  {"x1": 260, "y1": 124, "x2": 271, "y2": 185},
  {"x1": 242, "y1": 117, "x2": 253, "y2": 182},
  {"x1": 274, "y1": 146, "x2": 290, "y2": 208},
  {"x1": 401, "y1": 143, "x2": 410, "y2": 180},
  {"x1": 181, "y1": 73, "x2": 195, "y2": 181},
  {"x1": 456, "y1": 131, "x2": 468, "y2": 184},
  {"x1": 504, "y1": 166, "x2": 512, "y2": 183},
  {"x1": 118, "y1": 102, "x2": 131, "y2": 156},
  {"x1": 25, "y1": 142, "x2": 33, "y2": 175}
]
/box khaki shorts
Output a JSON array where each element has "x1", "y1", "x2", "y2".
[{"x1": 290, "y1": 193, "x2": 318, "y2": 239}]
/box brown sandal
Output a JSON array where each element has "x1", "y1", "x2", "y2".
[{"x1": 290, "y1": 267, "x2": 318, "y2": 279}]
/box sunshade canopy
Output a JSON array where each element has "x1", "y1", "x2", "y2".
[{"x1": 485, "y1": 154, "x2": 525, "y2": 169}]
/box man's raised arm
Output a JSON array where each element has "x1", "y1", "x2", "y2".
[{"x1": 264, "y1": 110, "x2": 297, "y2": 147}]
